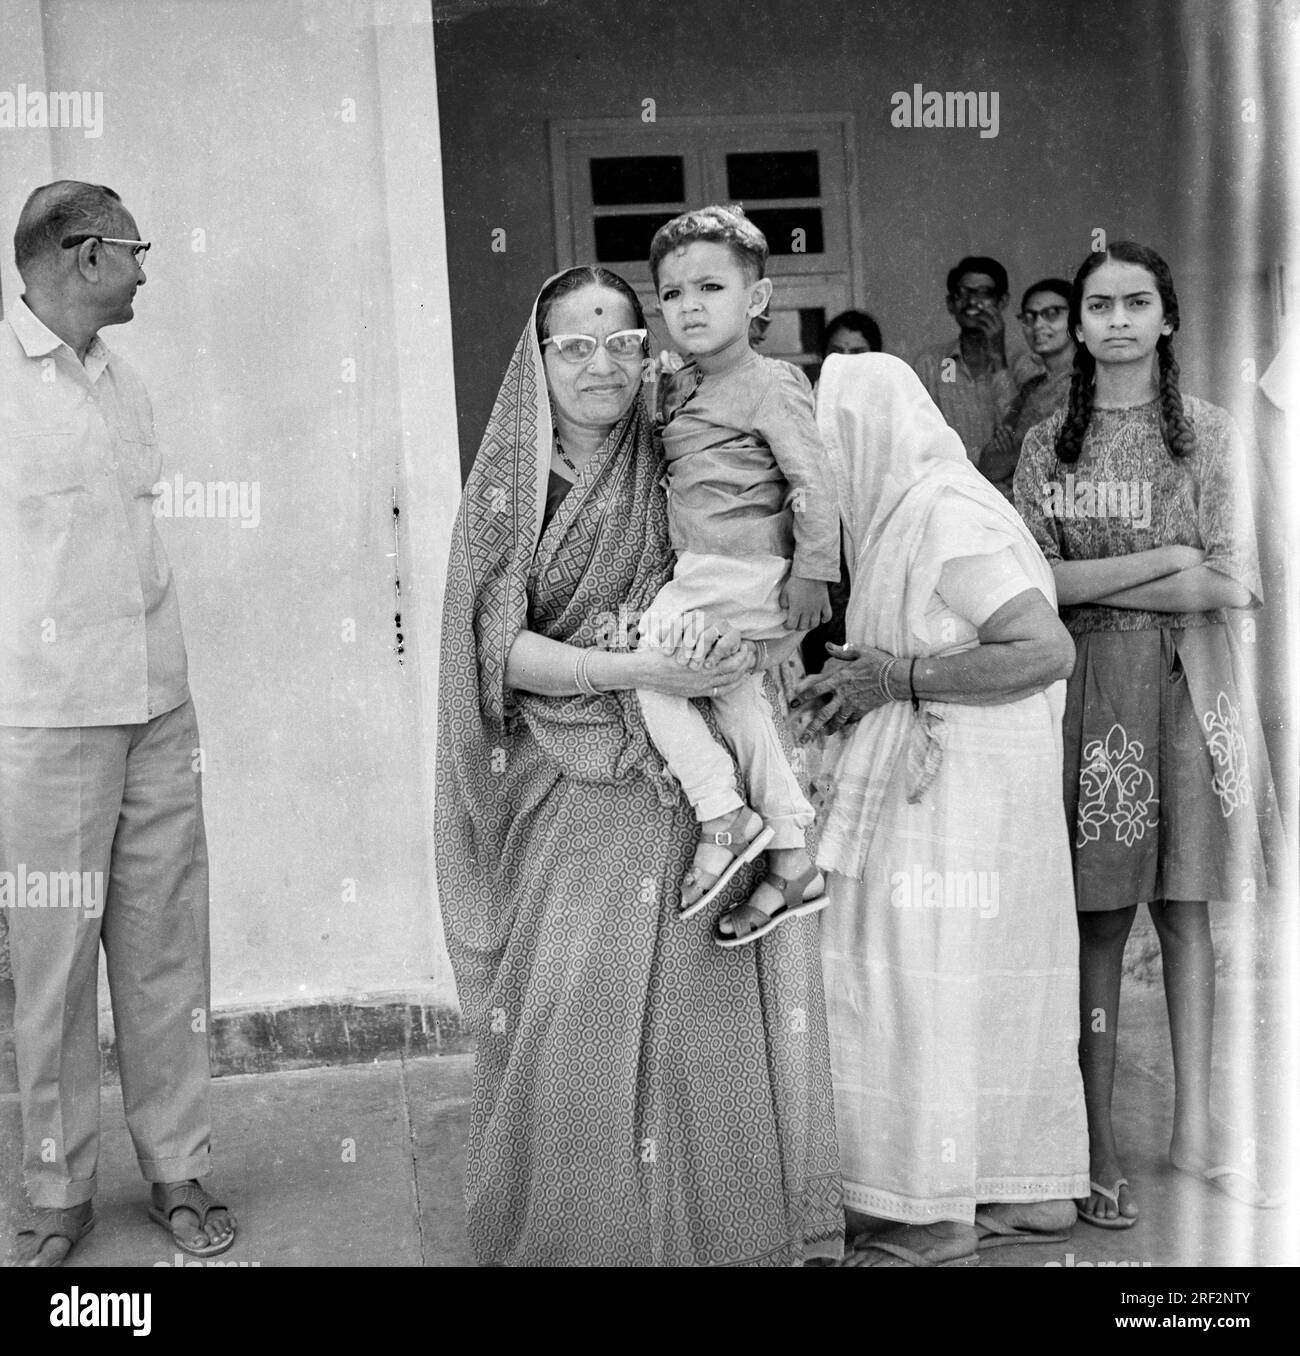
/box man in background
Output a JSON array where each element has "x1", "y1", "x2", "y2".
[{"x1": 912, "y1": 254, "x2": 1018, "y2": 466}]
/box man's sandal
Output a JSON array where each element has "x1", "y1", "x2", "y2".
[
  {"x1": 10, "y1": 1205, "x2": 96, "y2": 1267},
  {"x1": 148, "y1": 1180, "x2": 237, "y2": 1258},
  {"x1": 677, "y1": 807, "x2": 773, "y2": 920},
  {"x1": 712, "y1": 864, "x2": 829, "y2": 949}
]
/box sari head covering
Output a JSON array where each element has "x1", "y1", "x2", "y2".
[
  {"x1": 813, "y1": 352, "x2": 1063, "y2": 879},
  {"x1": 434, "y1": 272, "x2": 674, "y2": 1019}
]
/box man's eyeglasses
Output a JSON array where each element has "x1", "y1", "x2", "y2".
[
  {"x1": 61, "y1": 234, "x2": 151, "y2": 266},
  {"x1": 1019, "y1": 304, "x2": 1068, "y2": 324},
  {"x1": 950, "y1": 286, "x2": 1001, "y2": 303},
  {"x1": 543, "y1": 330, "x2": 647, "y2": 363}
]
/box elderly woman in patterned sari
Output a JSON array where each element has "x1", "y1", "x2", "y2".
[
  {"x1": 793, "y1": 353, "x2": 1090, "y2": 1266},
  {"x1": 1014, "y1": 243, "x2": 1282, "y2": 1228},
  {"x1": 434, "y1": 265, "x2": 843, "y2": 1267}
]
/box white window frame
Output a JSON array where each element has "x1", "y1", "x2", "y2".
[{"x1": 548, "y1": 113, "x2": 865, "y2": 371}]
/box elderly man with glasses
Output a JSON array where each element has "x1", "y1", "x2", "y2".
[
  {"x1": 0, "y1": 181, "x2": 234, "y2": 1266},
  {"x1": 911, "y1": 254, "x2": 1020, "y2": 468}
]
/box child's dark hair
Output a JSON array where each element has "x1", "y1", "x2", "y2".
[
  {"x1": 649, "y1": 204, "x2": 768, "y2": 288},
  {"x1": 1055, "y1": 241, "x2": 1195, "y2": 465},
  {"x1": 535, "y1": 266, "x2": 648, "y2": 350}
]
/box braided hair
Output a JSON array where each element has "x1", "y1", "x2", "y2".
[{"x1": 1054, "y1": 241, "x2": 1196, "y2": 465}]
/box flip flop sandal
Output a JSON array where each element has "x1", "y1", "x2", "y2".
[
  {"x1": 842, "y1": 1239, "x2": 979, "y2": 1268},
  {"x1": 677, "y1": 807, "x2": 773, "y2": 920},
  {"x1": 13, "y1": 1206, "x2": 96, "y2": 1266},
  {"x1": 148, "y1": 1180, "x2": 237, "y2": 1257},
  {"x1": 973, "y1": 1210, "x2": 1071, "y2": 1251},
  {"x1": 1176, "y1": 1163, "x2": 1285, "y2": 1209},
  {"x1": 712, "y1": 864, "x2": 829, "y2": 949},
  {"x1": 1076, "y1": 1177, "x2": 1138, "y2": 1230}
]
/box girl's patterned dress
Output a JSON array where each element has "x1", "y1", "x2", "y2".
[{"x1": 1014, "y1": 396, "x2": 1279, "y2": 910}]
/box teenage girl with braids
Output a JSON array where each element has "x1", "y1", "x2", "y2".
[{"x1": 1014, "y1": 242, "x2": 1281, "y2": 1229}]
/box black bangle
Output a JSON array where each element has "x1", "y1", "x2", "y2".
[{"x1": 909, "y1": 657, "x2": 919, "y2": 712}]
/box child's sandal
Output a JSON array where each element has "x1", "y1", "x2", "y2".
[
  {"x1": 677, "y1": 808, "x2": 773, "y2": 920},
  {"x1": 712, "y1": 865, "x2": 829, "y2": 948}
]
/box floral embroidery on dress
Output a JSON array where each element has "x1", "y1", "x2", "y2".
[
  {"x1": 1077, "y1": 723, "x2": 1159, "y2": 848},
  {"x1": 1202, "y1": 691, "x2": 1251, "y2": 817}
]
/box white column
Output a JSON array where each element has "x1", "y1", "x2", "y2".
[
  {"x1": 373, "y1": 0, "x2": 462, "y2": 1006},
  {"x1": 0, "y1": 0, "x2": 54, "y2": 314}
]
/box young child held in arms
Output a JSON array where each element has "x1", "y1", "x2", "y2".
[{"x1": 638, "y1": 204, "x2": 841, "y2": 947}]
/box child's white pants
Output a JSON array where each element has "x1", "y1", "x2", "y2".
[{"x1": 635, "y1": 552, "x2": 814, "y2": 849}]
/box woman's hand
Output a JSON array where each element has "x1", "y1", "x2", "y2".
[
  {"x1": 1053, "y1": 545, "x2": 1208, "y2": 607},
  {"x1": 789, "y1": 642, "x2": 899, "y2": 741},
  {"x1": 1160, "y1": 544, "x2": 1207, "y2": 572},
  {"x1": 635, "y1": 642, "x2": 753, "y2": 699}
]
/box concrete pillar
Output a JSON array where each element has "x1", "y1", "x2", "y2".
[{"x1": 374, "y1": 0, "x2": 462, "y2": 1008}]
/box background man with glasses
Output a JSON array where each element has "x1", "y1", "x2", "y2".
[
  {"x1": 0, "y1": 181, "x2": 234, "y2": 1265},
  {"x1": 911, "y1": 254, "x2": 1018, "y2": 466}
]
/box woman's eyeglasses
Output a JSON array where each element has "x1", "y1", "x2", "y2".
[
  {"x1": 543, "y1": 330, "x2": 647, "y2": 363},
  {"x1": 61, "y1": 234, "x2": 151, "y2": 265},
  {"x1": 1019, "y1": 304, "x2": 1068, "y2": 324}
]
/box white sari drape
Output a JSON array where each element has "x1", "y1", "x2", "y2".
[
  {"x1": 814, "y1": 353, "x2": 1065, "y2": 879},
  {"x1": 814, "y1": 355, "x2": 1089, "y2": 1222}
]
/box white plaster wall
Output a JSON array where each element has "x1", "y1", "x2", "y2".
[{"x1": 0, "y1": 0, "x2": 460, "y2": 1010}]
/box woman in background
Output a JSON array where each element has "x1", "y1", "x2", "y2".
[
  {"x1": 980, "y1": 278, "x2": 1076, "y2": 500},
  {"x1": 800, "y1": 311, "x2": 883, "y2": 675},
  {"x1": 822, "y1": 309, "x2": 883, "y2": 357}
]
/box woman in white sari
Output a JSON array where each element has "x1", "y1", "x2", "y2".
[{"x1": 795, "y1": 354, "x2": 1090, "y2": 1265}]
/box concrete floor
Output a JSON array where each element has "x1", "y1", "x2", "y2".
[{"x1": 2, "y1": 973, "x2": 1295, "y2": 1268}]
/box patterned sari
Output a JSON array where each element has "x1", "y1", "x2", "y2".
[{"x1": 434, "y1": 290, "x2": 842, "y2": 1266}]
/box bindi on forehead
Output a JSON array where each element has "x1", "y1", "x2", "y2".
[{"x1": 548, "y1": 287, "x2": 634, "y2": 334}]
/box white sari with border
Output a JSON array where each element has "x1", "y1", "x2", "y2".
[{"x1": 815, "y1": 354, "x2": 1089, "y2": 1222}]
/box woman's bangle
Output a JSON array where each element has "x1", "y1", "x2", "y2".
[
  {"x1": 908, "y1": 657, "x2": 919, "y2": 712},
  {"x1": 574, "y1": 647, "x2": 599, "y2": 696},
  {"x1": 878, "y1": 655, "x2": 900, "y2": 702},
  {"x1": 751, "y1": 639, "x2": 769, "y2": 670}
]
